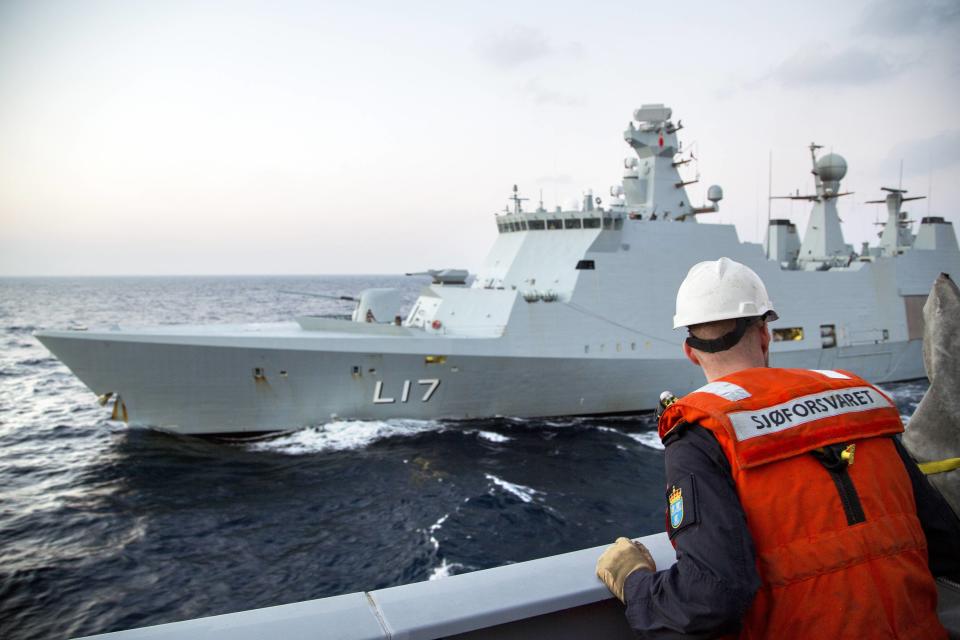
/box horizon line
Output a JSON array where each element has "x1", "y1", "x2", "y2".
[{"x1": 0, "y1": 272, "x2": 432, "y2": 279}]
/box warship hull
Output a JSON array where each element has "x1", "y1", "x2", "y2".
[{"x1": 37, "y1": 325, "x2": 923, "y2": 435}]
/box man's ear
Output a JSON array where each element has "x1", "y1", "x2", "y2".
[
  {"x1": 758, "y1": 323, "x2": 771, "y2": 355},
  {"x1": 682, "y1": 340, "x2": 700, "y2": 366}
]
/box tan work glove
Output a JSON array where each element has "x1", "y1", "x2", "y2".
[{"x1": 596, "y1": 537, "x2": 657, "y2": 603}]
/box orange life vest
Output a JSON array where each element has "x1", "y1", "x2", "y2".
[{"x1": 658, "y1": 367, "x2": 944, "y2": 639}]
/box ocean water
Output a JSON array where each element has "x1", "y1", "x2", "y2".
[{"x1": 0, "y1": 276, "x2": 928, "y2": 639}]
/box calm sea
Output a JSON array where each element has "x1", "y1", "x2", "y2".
[{"x1": 0, "y1": 276, "x2": 929, "y2": 639}]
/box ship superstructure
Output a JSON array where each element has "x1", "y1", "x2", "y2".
[{"x1": 37, "y1": 105, "x2": 960, "y2": 434}]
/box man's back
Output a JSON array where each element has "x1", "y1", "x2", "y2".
[{"x1": 656, "y1": 367, "x2": 945, "y2": 639}]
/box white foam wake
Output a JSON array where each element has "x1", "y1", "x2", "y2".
[
  {"x1": 427, "y1": 513, "x2": 449, "y2": 551},
  {"x1": 485, "y1": 473, "x2": 542, "y2": 503},
  {"x1": 623, "y1": 430, "x2": 665, "y2": 450},
  {"x1": 471, "y1": 430, "x2": 511, "y2": 443},
  {"x1": 428, "y1": 558, "x2": 464, "y2": 580},
  {"x1": 246, "y1": 419, "x2": 444, "y2": 455},
  {"x1": 424, "y1": 512, "x2": 465, "y2": 580},
  {"x1": 594, "y1": 426, "x2": 664, "y2": 450}
]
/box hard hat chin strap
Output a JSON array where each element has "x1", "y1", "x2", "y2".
[{"x1": 686, "y1": 316, "x2": 759, "y2": 354}]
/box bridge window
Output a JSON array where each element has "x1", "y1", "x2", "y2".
[
  {"x1": 613, "y1": 217, "x2": 624, "y2": 230},
  {"x1": 547, "y1": 219, "x2": 563, "y2": 230},
  {"x1": 527, "y1": 219, "x2": 546, "y2": 230},
  {"x1": 602, "y1": 217, "x2": 613, "y2": 229},
  {"x1": 497, "y1": 221, "x2": 507, "y2": 233},
  {"x1": 564, "y1": 218, "x2": 582, "y2": 229},
  {"x1": 583, "y1": 217, "x2": 601, "y2": 229},
  {"x1": 520, "y1": 220, "x2": 528, "y2": 230},
  {"x1": 576, "y1": 260, "x2": 595, "y2": 270},
  {"x1": 773, "y1": 327, "x2": 804, "y2": 342}
]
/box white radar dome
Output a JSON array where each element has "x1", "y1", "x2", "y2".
[
  {"x1": 816, "y1": 153, "x2": 847, "y2": 183},
  {"x1": 707, "y1": 185, "x2": 724, "y2": 202}
]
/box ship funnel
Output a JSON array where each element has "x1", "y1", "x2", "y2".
[{"x1": 767, "y1": 219, "x2": 800, "y2": 267}]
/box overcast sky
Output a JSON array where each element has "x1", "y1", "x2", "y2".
[{"x1": 1, "y1": 0, "x2": 958, "y2": 275}]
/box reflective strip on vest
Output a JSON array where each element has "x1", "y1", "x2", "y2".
[
  {"x1": 809, "y1": 369, "x2": 851, "y2": 380},
  {"x1": 694, "y1": 381, "x2": 752, "y2": 402},
  {"x1": 728, "y1": 386, "x2": 894, "y2": 442}
]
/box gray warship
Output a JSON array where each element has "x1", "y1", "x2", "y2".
[{"x1": 37, "y1": 104, "x2": 960, "y2": 435}]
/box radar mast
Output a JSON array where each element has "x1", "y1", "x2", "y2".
[
  {"x1": 867, "y1": 187, "x2": 925, "y2": 257},
  {"x1": 772, "y1": 144, "x2": 854, "y2": 268}
]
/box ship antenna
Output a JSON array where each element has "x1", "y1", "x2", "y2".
[
  {"x1": 510, "y1": 184, "x2": 529, "y2": 214},
  {"x1": 755, "y1": 173, "x2": 762, "y2": 252},
  {"x1": 809, "y1": 143, "x2": 823, "y2": 194},
  {"x1": 898, "y1": 159, "x2": 904, "y2": 191},
  {"x1": 766, "y1": 149, "x2": 773, "y2": 258}
]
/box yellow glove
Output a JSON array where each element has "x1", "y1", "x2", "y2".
[{"x1": 596, "y1": 537, "x2": 657, "y2": 603}]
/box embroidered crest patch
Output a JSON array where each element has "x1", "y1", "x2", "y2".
[
  {"x1": 669, "y1": 486, "x2": 684, "y2": 529},
  {"x1": 665, "y1": 474, "x2": 698, "y2": 540}
]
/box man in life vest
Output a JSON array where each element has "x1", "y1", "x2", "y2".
[{"x1": 596, "y1": 257, "x2": 960, "y2": 639}]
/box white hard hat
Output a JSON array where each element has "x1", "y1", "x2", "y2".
[{"x1": 673, "y1": 257, "x2": 778, "y2": 329}]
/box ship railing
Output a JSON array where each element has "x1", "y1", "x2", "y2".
[
  {"x1": 76, "y1": 532, "x2": 677, "y2": 639},
  {"x1": 306, "y1": 313, "x2": 353, "y2": 321},
  {"x1": 74, "y1": 528, "x2": 960, "y2": 639}
]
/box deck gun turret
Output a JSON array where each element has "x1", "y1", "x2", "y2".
[{"x1": 405, "y1": 269, "x2": 469, "y2": 286}]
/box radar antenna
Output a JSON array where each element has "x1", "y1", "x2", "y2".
[
  {"x1": 772, "y1": 145, "x2": 852, "y2": 202},
  {"x1": 866, "y1": 180, "x2": 925, "y2": 256},
  {"x1": 509, "y1": 184, "x2": 529, "y2": 214}
]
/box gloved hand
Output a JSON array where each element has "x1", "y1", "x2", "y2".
[{"x1": 596, "y1": 537, "x2": 656, "y2": 603}]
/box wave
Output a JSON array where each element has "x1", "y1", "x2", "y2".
[
  {"x1": 623, "y1": 430, "x2": 665, "y2": 450},
  {"x1": 592, "y1": 425, "x2": 665, "y2": 450},
  {"x1": 4, "y1": 325, "x2": 38, "y2": 334},
  {"x1": 423, "y1": 512, "x2": 465, "y2": 580},
  {"x1": 428, "y1": 558, "x2": 464, "y2": 581},
  {"x1": 542, "y1": 418, "x2": 585, "y2": 428},
  {"x1": 471, "y1": 430, "x2": 511, "y2": 443},
  {"x1": 593, "y1": 426, "x2": 620, "y2": 434},
  {"x1": 428, "y1": 512, "x2": 449, "y2": 534},
  {"x1": 426, "y1": 512, "x2": 449, "y2": 549},
  {"x1": 17, "y1": 357, "x2": 57, "y2": 367},
  {"x1": 484, "y1": 473, "x2": 542, "y2": 503},
  {"x1": 245, "y1": 419, "x2": 444, "y2": 455}
]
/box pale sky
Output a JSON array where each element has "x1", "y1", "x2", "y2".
[{"x1": 1, "y1": 0, "x2": 958, "y2": 275}]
